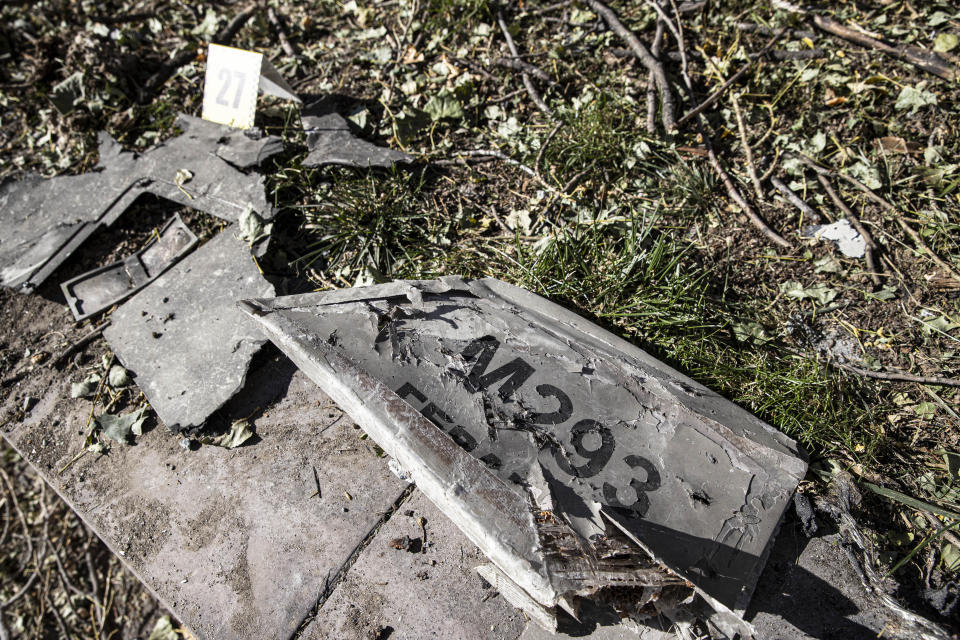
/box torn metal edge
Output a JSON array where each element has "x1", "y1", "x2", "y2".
[{"x1": 238, "y1": 296, "x2": 561, "y2": 609}]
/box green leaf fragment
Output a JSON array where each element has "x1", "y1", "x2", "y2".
[
  {"x1": 238, "y1": 207, "x2": 272, "y2": 245},
  {"x1": 895, "y1": 85, "x2": 937, "y2": 113},
  {"x1": 148, "y1": 615, "x2": 179, "y2": 640},
  {"x1": 108, "y1": 365, "x2": 132, "y2": 388},
  {"x1": 201, "y1": 419, "x2": 255, "y2": 449},
  {"x1": 71, "y1": 374, "x2": 101, "y2": 398},
  {"x1": 780, "y1": 281, "x2": 838, "y2": 304},
  {"x1": 96, "y1": 407, "x2": 148, "y2": 443},
  {"x1": 423, "y1": 94, "x2": 463, "y2": 121},
  {"x1": 50, "y1": 72, "x2": 85, "y2": 115},
  {"x1": 934, "y1": 33, "x2": 958, "y2": 53}
]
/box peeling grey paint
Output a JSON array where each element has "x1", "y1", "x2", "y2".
[
  {"x1": 0, "y1": 114, "x2": 281, "y2": 293},
  {"x1": 240, "y1": 277, "x2": 806, "y2": 634}
]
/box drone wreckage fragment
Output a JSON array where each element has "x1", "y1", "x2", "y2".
[
  {"x1": 0, "y1": 108, "x2": 805, "y2": 637},
  {"x1": 240, "y1": 276, "x2": 807, "y2": 637}
]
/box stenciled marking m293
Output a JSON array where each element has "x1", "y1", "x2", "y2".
[{"x1": 396, "y1": 335, "x2": 660, "y2": 518}]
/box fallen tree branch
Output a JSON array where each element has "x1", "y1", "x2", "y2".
[
  {"x1": 585, "y1": 0, "x2": 676, "y2": 131},
  {"x1": 773, "y1": 0, "x2": 959, "y2": 80},
  {"x1": 816, "y1": 174, "x2": 882, "y2": 286},
  {"x1": 497, "y1": 10, "x2": 554, "y2": 117},
  {"x1": 771, "y1": 176, "x2": 822, "y2": 224}
]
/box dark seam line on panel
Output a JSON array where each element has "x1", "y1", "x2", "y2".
[{"x1": 289, "y1": 483, "x2": 417, "y2": 639}]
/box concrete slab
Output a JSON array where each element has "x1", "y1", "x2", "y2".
[
  {"x1": 299, "y1": 490, "x2": 527, "y2": 640},
  {"x1": 104, "y1": 228, "x2": 274, "y2": 431},
  {"x1": 1, "y1": 356, "x2": 409, "y2": 640}
]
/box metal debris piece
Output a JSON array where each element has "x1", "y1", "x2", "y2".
[
  {"x1": 804, "y1": 218, "x2": 866, "y2": 258},
  {"x1": 0, "y1": 114, "x2": 281, "y2": 293},
  {"x1": 302, "y1": 113, "x2": 412, "y2": 169},
  {"x1": 104, "y1": 228, "x2": 274, "y2": 431},
  {"x1": 259, "y1": 58, "x2": 302, "y2": 103},
  {"x1": 60, "y1": 214, "x2": 198, "y2": 321},
  {"x1": 240, "y1": 277, "x2": 807, "y2": 635}
]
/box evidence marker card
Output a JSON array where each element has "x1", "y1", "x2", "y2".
[
  {"x1": 202, "y1": 44, "x2": 301, "y2": 129},
  {"x1": 202, "y1": 44, "x2": 262, "y2": 129}
]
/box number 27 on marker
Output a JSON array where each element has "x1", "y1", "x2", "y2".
[{"x1": 202, "y1": 44, "x2": 262, "y2": 129}]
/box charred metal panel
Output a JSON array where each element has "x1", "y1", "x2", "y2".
[
  {"x1": 240, "y1": 277, "x2": 806, "y2": 633},
  {"x1": 61, "y1": 214, "x2": 198, "y2": 321},
  {"x1": 104, "y1": 228, "x2": 274, "y2": 431},
  {"x1": 0, "y1": 114, "x2": 281, "y2": 293},
  {"x1": 302, "y1": 113, "x2": 412, "y2": 169}
]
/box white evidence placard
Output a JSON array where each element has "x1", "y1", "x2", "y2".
[{"x1": 202, "y1": 43, "x2": 263, "y2": 129}]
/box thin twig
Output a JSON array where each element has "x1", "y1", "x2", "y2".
[
  {"x1": 705, "y1": 140, "x2": 792, "y2": 247},
  {"x1": 267, "y1": 7, "x2": 296, "y2": 57},
  {"x1": 771, "y1": 177, "x2": 821, "y2": 224},
  {"x1": 52, "y1": 320, "x2": 110, "y2": 368},
  {"x1": 816, "y1": 174, "x2": 882, "y2": 285},
  {"x1": 493, "y1": 57, "x2": 557, "y2": 86},
  {"x1": 676, "y1": 28, "x2": 786, "y2": 128},
  {"x1": 810, "y1": 13, "x2": 958, "y2": 81},
  {"x1": 836, "y1": 360, "x2": 960, "y2": 388},
  {"x1": 497, "y1": 10, "x2": 554, "y2": 118},
  {"x1": 793, "y1": 153, "x2": 960, "y2": 283},
  {"x1": 731, "y1": 93, "x2": 764, "y2": 201},
  {"x1": 671, "y1": 19, "x2": 791, "y2": 248},
  {"x1": 646, "y1": 19, "x2": 665, "y2": 133},
  {"x1": 536, "y1": 121, "x2": 564, "y2": 177},
  {"x1": 585, "y1": 0, "x2": 676, "y2": 131},
  {"x1": 450, "y1": 150, "x2": 568, "y2": 199}
]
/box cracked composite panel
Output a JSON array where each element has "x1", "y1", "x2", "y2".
[
  {"x1": 0, "y1": 113, "x2": 281, "y2": 293},
  {"x1": 240, "y1": 277, "x2": 808, "y2": 636},
  {"x1": 301, "y1": 112, "x2": 413, "y2": 169},
  {"x1": 103, "y1": 228, "x2": 274, "y2": 431}
]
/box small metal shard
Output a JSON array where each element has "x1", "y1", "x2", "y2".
[
  {"x1": 0, "y1": 114, "x2": 280, "y2": 293},
  {"x1": 104, "y1": 228, "x2": 274, "y2": 431},
  {"x1": 259, "y1": 58, "x2": 302, "y2": 103},
  {"x1": 803, "y1": 218, "x2": 866, "y2": 258},
  {"x1": 60, "y1": 214, "x2": 198, "y2": 321},
  {"x1": 302, "y1": 113, "x2": 412, "y2": 169},
  {"x1": 240, "y1": 277, "x2": 807, "y2": 634}
]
